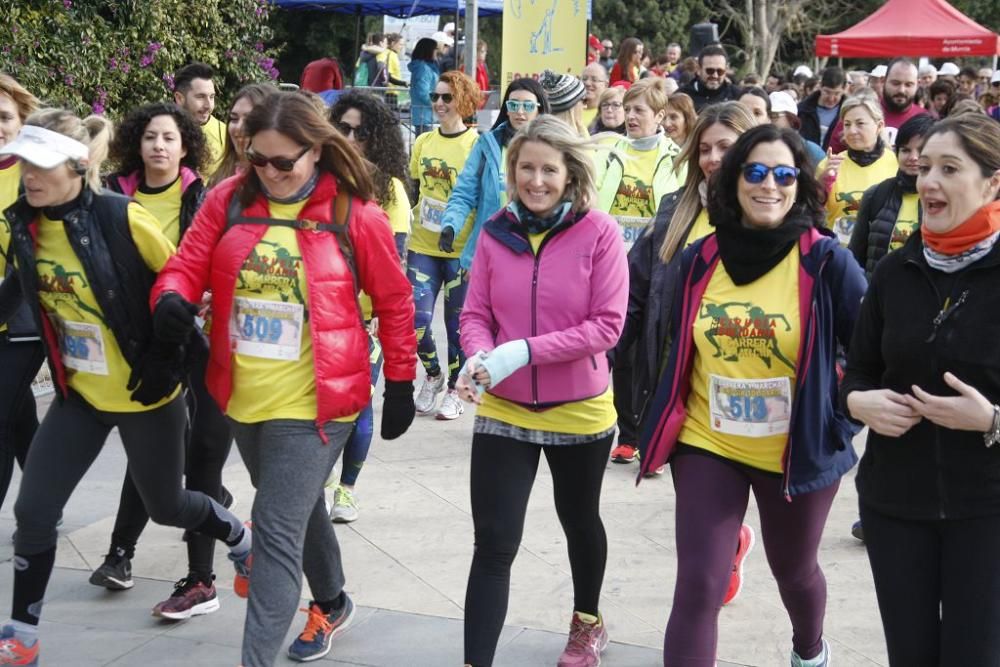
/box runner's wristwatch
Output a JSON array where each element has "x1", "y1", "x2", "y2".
[{"x1": 984, "y1": 404, "x2": 1000, "y2": 448}]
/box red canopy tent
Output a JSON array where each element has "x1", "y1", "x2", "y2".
[{"x1": 815, "y1": 0, "x2": 1000, "y2": 58}]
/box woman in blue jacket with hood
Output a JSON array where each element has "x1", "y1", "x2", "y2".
[
  {"x1": 408, "y1": 38, "x2": 440, "y2": 135},
  {"x1": 437, "y1": 78, "x2": 549, "y2": 269}
]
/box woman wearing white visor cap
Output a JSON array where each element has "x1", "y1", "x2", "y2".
[{"x1": 0, "y1": 110, "x2": 250, "y2": 665}]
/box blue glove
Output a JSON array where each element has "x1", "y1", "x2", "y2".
[{"x1": 478, "y1": 340, "x2": 530, "y2": 389}]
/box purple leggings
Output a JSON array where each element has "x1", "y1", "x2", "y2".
[{"x1": 664, "y1": 449, "x2": 839, "y2": 667}]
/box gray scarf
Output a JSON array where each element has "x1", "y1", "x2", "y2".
[{"x1": 923, "y1": 231, "x2": 1000, "y2": 273}]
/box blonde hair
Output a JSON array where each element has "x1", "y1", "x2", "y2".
[
  {"x1": 839, "y1": 91, "x2": 885, "y2": 123},
  {"x1": 506, "y1": 115, "x2": 600, "y2": 213},
  {"x1": 0, "y1": 74, "x2": 39, "y2": 121},
  {"x1": 597, "y1": 86, "x2": 625, "y2": 108},
  {"x1": 25, "y1": 108, "x2": 113, "y2": 193},
  {"x1": 624, "y1": 77, "x2": 670, "y2": 114},
  {"x1": 658, "y1": 102, "x2": 756, "y2": 263},
  {"x1": 551, "y1": 104, "x2": 589, "y2": 138}
]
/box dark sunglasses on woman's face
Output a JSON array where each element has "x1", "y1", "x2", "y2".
[
  {"x1": 429, "y1": 93, "x2": 454, "y2": 103},
  {"x1": 505, "y1": 99, "x2": 538, "y2": 114},
  {"x1": 334, "y1": 121, "x2": 371, "y2": 142},
  {"x1": 245, "y1": 146, "x2": 311, "y2": 171},
  {"x1": 741, "y1": 162, "x2": 800, "y2": 187}
]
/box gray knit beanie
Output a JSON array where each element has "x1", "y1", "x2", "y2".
[{"x1": 539, "y1": 69, "x2": 586, "y2": 113}]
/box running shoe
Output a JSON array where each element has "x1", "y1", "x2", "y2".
[
  {"x1": 557, "y1": 612, "x2": 609, "y2": 667},
  {"x1": 287, "y1": 595, "x2": 355, "y2": 662},
  {"x1": 88, "y1": 550, "x2": 134, "y2": 590},
  {"x1": 610, "y1": 444, "x2": 638, "y2": 463},
  {"x1": 414, "y1": 373, "x2": 446, "y2": 415},
  {"x1": 0, "y1": 625, "x2": 37, "y2": 666},
  {"x1": 723, "y1": 524, "x2": 755, "y2": 605},
  {"x1": 435, "y1": 388, "x2": 465, "y2": 420},
  {"x1": 331, "y1": 485, "x2": 359, "y2": 523},
  {"x1": 851, "y1": 519, "x2": 864, "y2": 542},
  {"x1": 152, "y1": 576, "x2": 220, "y2": 620},
  {"x1": 229, "y1": 522, "x2": 253, "y2": 599},
  {"x1": 791, "y1": 638, "x2": 831, "y2": 667},
  {"x1": 642, "y1": 464, "x2": 667, "y2": 477}
]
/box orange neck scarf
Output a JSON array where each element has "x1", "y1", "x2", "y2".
[{"x1": 922, "y1": 200, "x2": 1000, "y2": 255}]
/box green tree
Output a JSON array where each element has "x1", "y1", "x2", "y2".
[
  {"x1": 0, "y1": 0, "x2": 277, "y2": 117},
  {"x1": 591, "y1": 0, "x2": 710, "y2": 60}
]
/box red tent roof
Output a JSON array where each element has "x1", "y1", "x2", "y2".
[{"x1": 815, "y1": 0, "x2": 1000, "y2": 58}]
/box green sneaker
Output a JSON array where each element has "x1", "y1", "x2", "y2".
[{"x1": 331, "y1": 485, "x2": 359, "y2": 523}]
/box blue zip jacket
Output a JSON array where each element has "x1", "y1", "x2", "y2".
[
  {"x1": 637, "y1": 226, "x2": 867, "y2": 497},
  {"x1": 441, "y1": 123, "x2": 509, "y2": 270},
  {"x1": 408, "y1": 59, "x2": 439, "y2": 128}
]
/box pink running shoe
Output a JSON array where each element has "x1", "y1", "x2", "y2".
[
  {"x1": 557, "y1": 612, "x2": 609, "y2": 667},
  {"x1": 723, "y1": 523, "x2": 755, "y2": 605}
]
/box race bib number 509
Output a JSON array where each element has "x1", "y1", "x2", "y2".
[{"x1": 230, "y1": 297, "x2": 303, "y2": 361}]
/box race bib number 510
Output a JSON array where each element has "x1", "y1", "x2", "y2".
[
  {"x1": 708, "y1": 375, "x2": 792, "y2": 438},
  {"x1": 230, "y1": 297, "x2": 303, "y2": 361}
]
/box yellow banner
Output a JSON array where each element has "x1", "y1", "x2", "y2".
[{"x1": 501, "y1": 0, "x2": 587, "y2": 94}]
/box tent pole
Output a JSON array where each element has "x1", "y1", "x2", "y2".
[
  {"x1": 465, "y1": 0, "x2": 478, "y2": 78},
  {"x1": 354, "y1": 7, "x2": 363, "y2": 68}
]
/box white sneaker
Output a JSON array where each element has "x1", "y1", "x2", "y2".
[
  {"x1": 436, "y1": 389, "x2": 465, "y2": 421},
  {"x1": 331, "y1": 485, "x2": 359, "y2": 523},
  {"x1": 415, "y1": 373, "x2": 446, "y2": 415}
]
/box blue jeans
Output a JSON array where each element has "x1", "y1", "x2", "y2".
[{"x1": 407, "y1": 250, "x2": 467, "y2": 388}]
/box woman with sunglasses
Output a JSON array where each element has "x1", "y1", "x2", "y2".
[
  {"x1": 408, "y1": 70, "x2": 480, "y2": 421},
  {"x1": 438, "y1": 77, "x2": 550, "y2": 272},
  {"x1": 639, "y1": 125, "x2": 866, "y2": 667},
  {"x1": 0, "y1": 108, "x2": 251, "y2": 665},
  {"x1": 818, "y1": 93, "x2": 898, "y2": 247},
  {"x1": 408, "y1": 37, "x2": 441, "y2": 136},
  {"x1": 843, "y1": 112, "x2": 1000, "y2": 667},
  {"x1": 208, "y1": 83, "x2": 275, "y2": 189},
  {"x1": 325, "y1": 90, "x2": 411, "y2": 523},
  {"x1": 149, "y1": 91, "x2": 416, "y2": 665}
]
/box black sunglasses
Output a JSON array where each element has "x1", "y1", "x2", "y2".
[
  {"x1": 245, "y1": 146, "x2": 311, "y2": 171},
  {"x1": 429, "y1": 92, "x2": 454, "y2": 103},
  {"x1": 741, "y1": 162, "x2": 800, "y2": 187},
  {"x1": 703, "y1": 67, "x2": 726, "y2": 77},
  {"x1": 334, "y1": 120, "x2": 371, "y2": 142}
]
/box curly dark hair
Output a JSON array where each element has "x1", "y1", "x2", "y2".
[
  {"x1": 708, "y1": 124, "x2": 827, "y2": 229},
  {"x1": 109, "y1": 102, "x2": 206, "y2": 177},
  {"x1": 329, "y1": 90, "x2": 409, "y2": 210}
]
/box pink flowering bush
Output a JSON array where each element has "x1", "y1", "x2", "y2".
[{"x1": 0, "y1": 0, "x2": 278, "y2": 117}]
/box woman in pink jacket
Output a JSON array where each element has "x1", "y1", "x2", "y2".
[{"x1": 456, "y1": 115, "x2": 628, "y2": 667}]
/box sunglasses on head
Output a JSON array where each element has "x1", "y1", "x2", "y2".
[
  {"x1": 245, "y1": 146, "x2": 311, "y2": 172},
  {"x1": 429, "y1": 92, "x2": 454, "y2": 103},
  {"x1": 703, "y1": 68, "x2": 726, "y2": 77},
  {"x1": 741, "y1": 162, "x2": 799, "y2": 187},
  {"x1": 334, "y1": 120, "x2": 371, "y2": 142},
  {"x1": 505, "y1": 99, "x2": 538, "y2": 114}
]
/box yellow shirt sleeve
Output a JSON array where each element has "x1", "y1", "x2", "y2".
[
  {"x1": 126, "y1": 202, "x2": 176, "y2": 272},
  {"x1": 385, "y1": 177, "x2": 412, "y2": 235}
]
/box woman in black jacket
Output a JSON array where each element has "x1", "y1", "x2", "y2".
[
  {"x1": 849, "y1": 114, "x2": 935, "y2": 279},
  {"x1": 843, "y1": 112, "x2": 1000, "y2": 666}
]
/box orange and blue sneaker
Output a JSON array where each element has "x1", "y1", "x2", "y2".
[
  {"x1": 228, "y1": 521, "x2": 253, "y2": 599},
  {"x1": 287, "y1": 595, "x2": 355, "y2": 662},
  {"x1": 610, "y1": 443, "x2": 638, "y2": 463},
  {"x1": 723, "y1": 523, "x2": 755, "y2": 605},
  {"x1": 0, "y1": 625, "x2": 38, "y2": 666}
]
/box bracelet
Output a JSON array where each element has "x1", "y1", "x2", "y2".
[{"x1": 984, "y1": 404, "x2": 1000, "y2": 448}]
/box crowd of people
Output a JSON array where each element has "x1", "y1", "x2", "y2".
[{"x1": 0, "y1": 23, "x2": 999, "y2": 667}]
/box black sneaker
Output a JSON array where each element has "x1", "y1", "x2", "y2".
[{"x1": 89, "y1": 550, "x2": 134, "y2": 590}]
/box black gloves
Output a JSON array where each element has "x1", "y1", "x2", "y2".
[
  {"x1": 127, "y1": 343, "x2": 185, "y2": 406},
  {"x1": 438, "y1": 226, "x2": 456, "y2": 253},
  {"x1": 153, "y1": 292, "x2": 199, "y2": 344},
  {"x1": 381, "y1": 380, "x2": 415, "y2": 440}
]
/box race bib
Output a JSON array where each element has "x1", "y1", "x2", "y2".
[
  {"x1": 708, "y1": 375, "x2": 792, "y2": 438},
  {"x1": 833, "y1": 216, "x2": 854, "y2": 247},
  {"x1": 231, "y1": 297, "x2": 304, "y2": 361},
  {"x1": 615, "y1": 215, "x2": 649, "y2": 250},
  {"x1": 420, "y1": 196, "x2": 447, "y2": 233},
  {"x1": 59, "y1": 320, "x2": 109, "y2": 375}
]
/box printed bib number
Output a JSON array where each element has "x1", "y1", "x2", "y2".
[
  {"x1": 708, "y1": 375, "x2": 792, "y2": 438},
  {"x1": 833, "y1": 216, "x2": 854, "y2": 247},
  {"x1": 231, "y1": 297, "x2": 303, "y2": 361},
  {"x1": 420, "y1": 196, "x2": 447, "y2": 233},
  {"x1": 59, "y1": 320, "x2": 109, "y2": 375},
  {"x1": 615, "y1": 215, "x2": 649, "y2": 249}
]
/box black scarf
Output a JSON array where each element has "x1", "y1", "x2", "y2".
[
  {"x1": 847, "y1": 137, "x2": 885, "y2": 167},
  {"x1": 714, "y1": 211, "x2": 815, "y2": 285},
  {"x1": 508, "y1": 200, "x2": 572, "y2": 234},
  {"x1": 897, "y1": 170, "x2": 917, "y2": 194}
]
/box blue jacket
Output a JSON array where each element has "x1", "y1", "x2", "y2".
[
  {"x1": 637, "y1": 226, "x2": 867, "y2": 497},
  {"x1": 408, "y1": 59, "x2": 439, "y2": 128},
  {"x1": 441, "y1": 123, "x2": 509, "y2": 270}
]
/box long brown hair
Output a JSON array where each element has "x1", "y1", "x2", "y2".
[
  {"x1": 615, "y1": 38, "x2": 643, "y2": 83},
  {"x1": 238, "y1": 91, "x2": 373, "y2": 208},
  {"x1": 209, "y1": 83, "x2": 274, "y2": 188}
]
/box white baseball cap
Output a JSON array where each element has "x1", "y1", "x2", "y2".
[
  {"x1": 431, "y1": 31, "x2": 454, "y2": 47},
  {"x1": 939, "y1": 62, "x2": 960, "y2": 76},
  {"x1": 443, "y1": 22, "x2": 455, "y2": 34},
  {"x1": 869, "y1": 65, "x2": 887, "y2": 78},
  {"x1": 0, "y1": 125, "x2": 88, "y2": 169},
  {"x1": 793, "y1": 65, "x2": 813, "y2": 78},
  {"x1": 769, "y1": 91, "x2": 798, "y2": 116},
  {"x1": 992, "y1": 70, "x2": 1000, "y2": 84}
]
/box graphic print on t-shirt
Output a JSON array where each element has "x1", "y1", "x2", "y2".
[
  {"x1": 612, "y1": 175, "x2": 656, "y2": 247},
  {"x1": 417, "y1": 157, "x2": 459, "y2": 232},
  {"x1": 698, "y1": 301, "x2": 795, "y2": 371},
  {"x1": 832, "y1": 189, "x2": 864, "y2": 246}
]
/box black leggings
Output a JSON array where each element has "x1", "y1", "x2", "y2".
[
  {"x1": 108, "y1": 351, "x2": 233, "y2": 578},
  {"x1": 860, "y1": 502, "x2": 1000, "y2": 666},
  {"x1": 0, "y1": 339, "x2": 44, "y2": 511},
  {"x1": 464, "y1": 431, "x2": 613, "y2": 666}
]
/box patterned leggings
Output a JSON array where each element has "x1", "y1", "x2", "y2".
[{"x1": 406, "y1": 250, "x2": 467, "y2": 388}]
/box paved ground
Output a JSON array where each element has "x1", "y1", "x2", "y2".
[{"x1": 4, "y1": 320, "x2": 889, "y2": 666}]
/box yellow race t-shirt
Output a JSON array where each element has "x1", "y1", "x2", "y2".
[
  {"x1": 201, "y1": 116, "x2": 228, "y2": 179},
  {"x1": 226, "y1": 201, "x2": 358, "y2": 424},
  {"x1": 608, "y1": 143, "x2": 662, "y2": 250},
  {"x1": 678, "y1": 249, "x2": 801, "y2": 473},
  {"x1": 888, "y1": 192, "x2": 920, "y2": 252},
  {"x1": 359, "y1": 177, "x2": 410, "y2": 320},
  {"x1": 133, "y1": 178, "x2": 183, "y2": 246},
  {"x1": 35, "y1": 203, "x2": 178, "y2": 412},
  {"x1": 0, "y1": 160, "x2": 21, "y2": 333},
  {"x1": 819, "y1": 151, "x2": 897, "y2": 247},
  {"x1": 409, "y1": 128, "x2": 478, "y2": 258},
  {"x1": 582, "y1": 106, "x2": 599, "y2": 129},
  {"x1": 684, "y1": 209, "x2": 713, "y2": 249}
]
